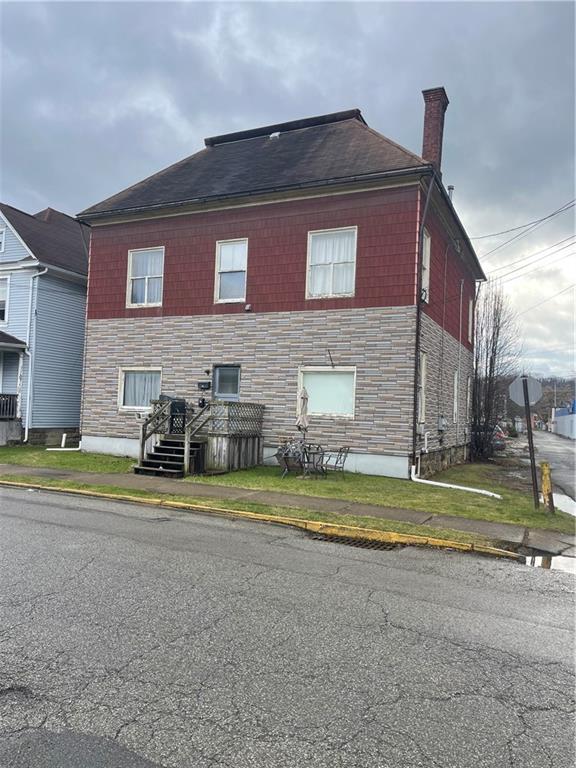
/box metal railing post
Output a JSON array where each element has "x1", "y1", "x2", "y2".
[{"x1": 184, "y1": 422, "x2": 191, "y2": 476}]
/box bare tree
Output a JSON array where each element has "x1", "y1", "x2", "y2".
[{"x1": 471, "y1": 282, "x2": 521, "y2": 458}]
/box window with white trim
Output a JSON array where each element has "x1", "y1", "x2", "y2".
[
  {"x1": 119, "y1": 368, "x2": 161, "y2": 409},
  {"x1": 215, "y1": 239, "x2": 248, "y2": 302},
  {"x1": 127, "y1": 248, "x2": 164, "y2": 307},
  {"x1": 0, "y1": 277, "x2": 8, "y2": 323},
  {"x1": 300, "y1": 367, "x2": 356, "y2": 417},
  {"x1": 213, "y1": 365, "x2": 240, "y2": 400},
  {"x1": 418, "y1": 352, "x2": 427, "y2": 423},
  {"x1": 466, "y1": 375, "x2": 472, "y2": 421},
  {"x1": 307, "y1": 227, "x2": 357, "y2": 299},
  {"x1": 468, "y1": 298, "x2": 474, "y2": 343},
  {"x1": 0, "y1": 228, "x2": 5, "y2": 253},
  {"x1": 421, "y1": 229, "x2": 431, "y2": 303},
  {"x1": 453, "y1": 370, "x2": 459, "y2": 423}
]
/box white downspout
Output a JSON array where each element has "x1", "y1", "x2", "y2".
[
  {"x1": 410, "y1": 464, "x2": 501, "y2": 499},
  {"x1": 24, "y1": 267, "x2": 48, "y2": 442}
]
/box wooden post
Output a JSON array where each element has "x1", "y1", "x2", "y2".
[
  {"x1": 139, "y1": 422, "x2": 145, "y2": 466},
  {"x1": 184, "y1": 422, "x2": 190, "y2": 477},
  {"x1": 541, "y1": 555, "x2": 553, "y2": 570},
  {"x1": 522, "y1": 376, "x2": 539, "y2": 509},
  {"x1": 540, "y1": 461, "x2": 555, "y2": 514}
]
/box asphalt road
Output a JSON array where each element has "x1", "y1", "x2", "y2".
[
  {"x1": 0, "y1": 487, "x2": 574, "y2": 768},
  {"x1": 534, "y1": 431, "x2": 576, "y2": 500}
]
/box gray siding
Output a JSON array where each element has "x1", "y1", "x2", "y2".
[
  {"x1": 0, "y1": 213, "x2": 31, "y2": 264},
  {"x1": 31, "y1": 274, "x2": 86, "y2": 428},
  {"x1": 1, "y1": 270, "x2": 32, "y2": 341},
  {"x1": 1, "y1": 352, "x2": 19, "y2": 393}
]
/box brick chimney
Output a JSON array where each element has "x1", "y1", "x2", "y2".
[{"x1": 422, "y1": 87, "x2": 449, "y2": 174}]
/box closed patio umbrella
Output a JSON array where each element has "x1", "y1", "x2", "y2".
[{"x1": 295, "y1": 386, "x2": 309, "y2": 436}]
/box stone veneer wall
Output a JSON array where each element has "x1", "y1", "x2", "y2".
[
  {"x1": 417, "y1": 312, "x2": 473, "y2": 475},
  {"x1": 81, "y1": 306, "x2": 417, "y2": 463}
]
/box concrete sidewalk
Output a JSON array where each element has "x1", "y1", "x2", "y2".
[{"x1": 0, "y1": 462, "x2": 574, "y2": 557}]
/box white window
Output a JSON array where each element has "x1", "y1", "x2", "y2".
[
  {"x1": 300, "y1": 367, "x2": 356, "y2": 417},
  {"x1": 119, "y1": 368, "x2": 161, "y2": 410},
  {"x1": 306, "y1": 227, "x2": 357, "y2": 299},
  {"x1": 421, "y1": 229, "x2": 431, "y2": 303},
  {"x1": 0, "y1": 277, "x2": 8, "y2": 323},
  {"x1": 126, "y1": 247, "x2": 164, "y2": 307},
  {"x1": 466, "y1": 375, "x2": 472, "y2": 420},
  {"x1": 468, "y1": 298, "x2": 474, "y2": 343},
  {"x1": 453, "y1": 370, "x2": 459, "y2": 423},
  {"x1": 215, "y1": 239, "x2": 248, "y2": 303},
  {"x1": 0, "y1": 228, "x2": 5, "y2": 253},
  {"x1": 213, "y1": 365, "x2": 240, "y2": 400},
  {"x1": 418, "y1": 352, "x2": 427, "y2": 423}
]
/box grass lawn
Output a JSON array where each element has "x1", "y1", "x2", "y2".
[
  {"x1": 0, "y1": 445, "x2": 134, "y2": 473},
  {"x1": 0, "y1": 473, "x2": 494, "y2": 547},
  {"x1": 189, "y1": 461, "x2": 576, "y2": 534}
]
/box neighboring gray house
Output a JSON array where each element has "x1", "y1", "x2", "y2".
[{"x1": 0, "y1": 204, "x2": 89, "y2": 445}]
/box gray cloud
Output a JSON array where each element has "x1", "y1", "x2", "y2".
[{"x1": 1, "y1": 1, "x2": 574, "y2": 375}]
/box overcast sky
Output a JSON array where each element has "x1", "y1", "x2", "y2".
[{"x1": 1, "y1": 1, "x2": 574, "y2": 379}]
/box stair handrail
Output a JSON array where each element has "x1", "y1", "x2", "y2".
[
  {"x1": 139, "y1": 400, "x2": 172, "y2": 465},
  {"x1": 183, "y1": 403, "x2": 212, "y2": 474}
]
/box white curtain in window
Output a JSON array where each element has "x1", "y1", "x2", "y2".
[
  {"x1": 123, "y1": 371, "x2": 161, "y2": 407},
  {"x1": 131, "y1": 249, "x2": 163, "y2": 277},
  {"x1": 302, "y1": 370, "x2": 355, "y2": 416},
  {"x1": 219, "y1": 241, "x2": 247, "y2": 272},
  {"x1": 309, "y1": 229, "x2": 355, "y2": 296}
]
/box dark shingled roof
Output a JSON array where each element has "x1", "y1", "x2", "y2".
[
  {"x1": 0, "y1": 330, "x2": 26, "y2": 348},
  {"x1": 0, "y1": 204, "x2": 89, "y2": 276},
  {"x1": 80, "y1": 110, "x2": 429, "y2": 218}
]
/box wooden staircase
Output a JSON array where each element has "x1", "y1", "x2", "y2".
[{"x1": 134, "y1": 435, "x2": 205, "y2": 478}]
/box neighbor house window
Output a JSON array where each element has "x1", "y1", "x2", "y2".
[
  {"x1": 119, "y1": 368, "x2": 161, "y2": 410},
  {"x1": 421, "y1": 229, "x2": 431, "y2": 303},
  {"x1": 213, "y1": 365, "x2": 240, "y2": 400},
  {"x1": 306, "y1": 227, "x2": 357, "y2": 299},
  {"x1": 127, "y1": 247, "x2": 164, "y2": 307},
  {"x1": 453, "y1": 370, "x2": 459, "y2": 423},
  {"x1": 468, "y1": 298, "x2": 474, "y2": 343},
  {"x1": 0, "y1": 228, "x2": 5, "y2": 253},
  {"x1": 0, "y1": 277, "x2": 8, "y2": 323},
  {"x1": 418, "y1": 352, "x2": 427, "y2": 423},
  {"x1": 300, "y1": 367, "x2": 356, "y2": 417},
  {"x1": 215, "y1": 239, "x2": 248, "y2": 302}
]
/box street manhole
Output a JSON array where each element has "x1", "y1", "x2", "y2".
[{"x1": 307, "y1": 533, "x2": 401, "y2": 551}]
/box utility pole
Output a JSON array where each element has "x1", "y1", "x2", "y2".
[{"x1": 523, "y1": 376, "x2": 539, "y2": 509}]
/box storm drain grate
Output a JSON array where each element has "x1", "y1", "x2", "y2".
[{"x1": 307, "y1": 533, "x2": 401, "y2": 551}]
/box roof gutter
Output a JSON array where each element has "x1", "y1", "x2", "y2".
[{"x1": 77, "y1": 165, "x2": 433, "y2": 222}]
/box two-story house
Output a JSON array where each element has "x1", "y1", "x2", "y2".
[
  {"x1": 78, "y1": 87, "x2": 485, "y2": 477},
  {"x1": 0, "y1": 204, "x2": 88, "y2": 445}
]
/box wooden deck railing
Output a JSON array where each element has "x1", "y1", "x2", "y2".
[{"x1": 0, "y1": 394, "x2": 18, "y2": 420}]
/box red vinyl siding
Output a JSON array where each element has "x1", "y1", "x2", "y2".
[
  {"x1": 87, "y1": 187, "x2": 419, "y2": 320},
  {"x1": 421, "y1": 206, "x2": 476, "y2": 351}
]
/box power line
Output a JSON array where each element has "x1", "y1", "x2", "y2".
[
  {"x1": 470, "y1": 199, "x2": 575, "y2": 240},
  {"x1": 487, "y1": 235, "x2": 575, "y2": 275},
  {"x1": 498, "y1": 251, "x2": 575, "y2": 284},
  {"x1": 516, "y1": 283, "x2": 575, "y2": 316},
  {"x1": 479, "y1": 201, "x2": 575, "y2": 261}
]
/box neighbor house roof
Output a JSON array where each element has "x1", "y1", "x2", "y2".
[
  {"x1": 79, "y1": 110, "x2": 431, "y2": 218},
  {"x1": 0, "y1": 204, "x2": 89, "y2": 276},
  {"x1": 0, "y1": 330, "x2": 26, "y2": 349}
]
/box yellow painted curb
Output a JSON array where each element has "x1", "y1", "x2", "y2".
[{"x1": 0, "y1": 478, "x2": 523, "y2": 561}]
